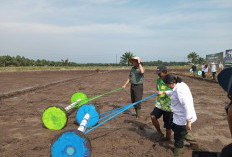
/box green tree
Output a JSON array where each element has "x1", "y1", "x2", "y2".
[
  {"x1": 157, "y1": 60, "x2": 163, "y2": 65},
  {"x1": 21, "y1": 56, "x2": 28, "y2": 66},
  {"x1": 120, "y1": 52, "x2": 135, "y2": 66},
  {"x1": 187, "y1": 52, "x2": 199, "y2": 64},
  {"x1": 15, "y1": 55, "x2": 22, "y2": 66},
  {"x1": 2, "y1": 55, "x2": 15, "y2": 66},
  {"x1": 197, "y1": 57, "x2": 206, "y2": 65},
  {"x1": 41, "y1": 59, "x2": 48, "y2": 66},
  {"x1": 35, "y1": 59, "x2": 41, "y2": 66},
  {"x1": 61, "y1": 59, "x2": 69, "y2": 66},
  {"x1": 0, "y1": 56, "x2": 6, "y2": 67}
]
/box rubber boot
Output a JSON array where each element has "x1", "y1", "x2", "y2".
[
  {"x1": 173, "y1": 147, "x2": 183, "y2": 157},
  {"x1": 185, "y1": 132, "x2": 196, "y2": 142},
  {"x1": 136, "y1": 109, "x2": 141, "y2": 118}
]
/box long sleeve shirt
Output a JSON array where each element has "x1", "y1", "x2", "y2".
[
  {"x1": 211, "y1": 65, "x2": 217, "y2": 72},
  {"x1": 166, "y1": 82, "x2": 197, "y2": 125},
  {"x1": 204, "y1": 67, "x2": 208, "y2": 73},
  {"x1": 201, "y1": 65, "x2": 205, "y2": 71}
]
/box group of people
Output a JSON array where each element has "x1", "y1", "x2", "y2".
[
  {"x1": 201, "y1": 62, "x2": 224, "y2": 80},
  {"x1": 122, "y1": 56, "x2": 231, "y2": 157},
  {"x1": 191, "y1": 62, "x2": 224, "y2": 80},
  {"x1": 122, "y1": 57, "x2": 197, "y2": 156},
  {"x1": 201, "y1": 62, "x2": 217, "y2": 80}
]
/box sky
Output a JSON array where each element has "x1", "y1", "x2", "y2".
[{"x1": 0, "y1": 0, "x2": 231, "y2": 63}]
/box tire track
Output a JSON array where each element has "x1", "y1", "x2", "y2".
[{"x1": 0, "y1": 70, "x2": 112, "y2": 99}]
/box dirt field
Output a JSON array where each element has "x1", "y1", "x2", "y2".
[{"x1": 0, "y1": 69, "x2": 231, "y2": 157}]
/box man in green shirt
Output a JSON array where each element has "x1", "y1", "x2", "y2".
[
  {"x1": 122, "y1": 57, "x2": 144, "y2": 118},
  {"x1": 150, "y1": 65, "x2": 172, "y2": 141}
]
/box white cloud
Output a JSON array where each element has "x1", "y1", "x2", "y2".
[
  {"x1": 77, "y1": 0, "x2": 131, "y2": 4},
  {"x1": 0, "y1": 21, "x2": 158, "y2": 37},
  {"x1": 209, "y1": 0, "x2": 232, "y2": 8}
]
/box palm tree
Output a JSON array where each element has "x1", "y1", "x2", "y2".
[
  {"x1": 187, "y1": 52, "x2": 199, "y2": 64},
  {"x1": 61, "y1": 59, "x2": 69, "y2": 66},
  {"x1": 198, "y1": 57, "x2": 206, "y2": 65},
  {"x1": 120, "y1": 52, "x2": 135, "y2": 66}
]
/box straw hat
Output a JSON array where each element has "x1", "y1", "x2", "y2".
[{"x1": 128, "y1": 56, "x2": 143, "y2": 65}]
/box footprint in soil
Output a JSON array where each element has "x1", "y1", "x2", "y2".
[
  {"x1": 32, "y1": 146, "x2": 45, "y2": 151},
  {"x1": 123, "y1": 110, "x2": 136, "y2": 116},
  {"x1": 189, "y1": 143, "x2": 200, "y2": 150},
  {"x1": 124, "y1": 120, "x2": 157, "y2": 138},
  {"x1": 78, "y1": 87, "x2": 85, "y2": 90}
]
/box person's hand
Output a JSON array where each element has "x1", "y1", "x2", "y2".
[
  {"x1": 137, "y1": 58, "x2": 141, "y2": 64},
  {"x1": 186, "y1": 120, "x2": 192, "y2": 131},
  {"x1": 122, "y1": 85, "x2": 126, "y2": 89},
  {"x1": 155, "y1": 91, "x2": 164, "y2": 95}
]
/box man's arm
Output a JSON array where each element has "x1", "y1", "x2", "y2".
[
  {"x1": 137, "y1": 58, "x2": 144, "y2": 74},
  {"x1": 122, "y1": 78, "x2": 130, "y2": 88}
]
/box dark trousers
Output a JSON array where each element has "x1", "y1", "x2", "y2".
[
  {"x1": 172, "y1": 123, "x2": 188, "y2": 148},
  {"x1": 212, "y1": 72, "x2": 216, "y2": 80},
  {"x1": 202, "y1": 71, "x2": 205, "y2": 78},
  {"x1": 130, "y1": 84, "x2": 143, "y2": 110}
]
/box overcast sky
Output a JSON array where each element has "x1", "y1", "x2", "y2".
[{"x1": 0, "y1": 0, "x2": 231, "y2": 63}]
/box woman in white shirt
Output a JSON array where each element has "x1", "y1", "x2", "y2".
[
  {"x1": 156, "y1": 74, "x2": 197, "y2": 156},
  {"x1": 204, "y1": 64, "x2": 208, "y2": 79}
]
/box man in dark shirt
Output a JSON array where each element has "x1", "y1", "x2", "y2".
[
  {"x1": 122, "y1": 57, "x2": 144, "y2": 118},
  {"x1": 191, "y1": 64, "x2": 197, "y2": 77}
]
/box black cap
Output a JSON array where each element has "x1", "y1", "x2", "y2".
[
  {"x1": 218, "y1": 67, "x2": 232, "y2": 100},
  {"x1": 155, "y1": 65, "x2": 167, "y2": 74}
]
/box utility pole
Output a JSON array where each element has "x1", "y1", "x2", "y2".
[{"x1": 116, "y1": 54, "x2": 117, "y2": 65}]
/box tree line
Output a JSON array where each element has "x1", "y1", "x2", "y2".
[
  {"x1": 120, "y1": 52, "x2": 205, "y2": 66},
  {"x1": 0, "y1": 52, "x2": 204, "y2": 67},
  {"x1": 0, "y1": 55, "x2": 124, "y2": 67},
  {"x1": 0, "y1": 55, "x2": 78, "y2": 67}
]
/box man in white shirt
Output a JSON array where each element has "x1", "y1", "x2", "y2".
[
  {"x1": 211, "y1": 62, "x2": 217, "y2": 80},
  {"x1": 219, "y1": 62, "x2": 224, "y2": 72}
]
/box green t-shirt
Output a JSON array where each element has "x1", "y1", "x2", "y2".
[
  {"x1": 129, "y1": 66, "x2": 144, "y2": 84},
  {"x1": 155, "y1": 77, "x2": 172, "y2": 112}
]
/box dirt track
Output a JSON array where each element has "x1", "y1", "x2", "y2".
[{"x1": 0, "y1": 69, "x2": 231, "y2": 157}]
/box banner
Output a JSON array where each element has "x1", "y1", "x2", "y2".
[
  {"x1": 225, "y1": 49, "x2": 232, "y2": 68},
  {"x1": 206, "y1": 52, "x2": 224, "y2": 64}
]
